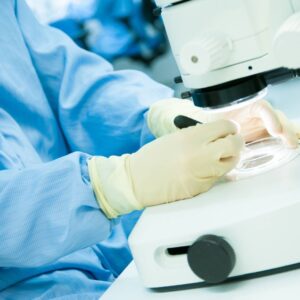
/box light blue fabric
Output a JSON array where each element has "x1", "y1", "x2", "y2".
[
  {"x1": 0, "y1": 0, "x2": 173, "y2": 299},
  {"x1": 68, "y1": 0, "x2": 97, "y2": 21}
]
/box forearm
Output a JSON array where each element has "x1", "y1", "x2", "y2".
[{"x1": 0, "y1": 152, "x2": 112, "y2": 268}]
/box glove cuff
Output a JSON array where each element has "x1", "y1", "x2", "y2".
[{"x1": 88, "y1": 155, "x2": 143, "y2": 219}]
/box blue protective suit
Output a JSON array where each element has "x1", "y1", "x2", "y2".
[{"x1": 0, "y1": 0, "x2": 173, "y2": 299}]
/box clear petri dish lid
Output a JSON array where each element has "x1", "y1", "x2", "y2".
[{"x1": 226, "y1": 137, "x2": 300, "y2": 181}]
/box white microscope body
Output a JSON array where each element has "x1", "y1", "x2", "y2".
[
  {"x1": 156, "y1": 0, "x2": 300, "y2": 108},
  {"x1": 129, "y1": 0, "x2": 300, "y2": 289}
]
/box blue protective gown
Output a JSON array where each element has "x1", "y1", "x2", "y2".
[{"x1": 0, "y1": 0, "x2": 173, "y2": 299}]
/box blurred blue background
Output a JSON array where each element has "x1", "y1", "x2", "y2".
[{"x1": 26, "y1": 0, "x2": 182, "y2": 89}]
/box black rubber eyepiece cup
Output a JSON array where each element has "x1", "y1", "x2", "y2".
[{"x1": 187, "y1": 235, "x2": 236, "y2": 284}]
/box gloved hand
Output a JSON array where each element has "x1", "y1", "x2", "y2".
[
  {"x1": 292, "y1": 121, "x2": 300, "y2": 139},
  {"x1": 148, "y1": 98, "x2": 299, "y2": 148},
  {"x1": 88, "y1": 120, "x2": 243, "y2": 218}
]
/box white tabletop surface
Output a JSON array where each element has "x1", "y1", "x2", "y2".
[{"x1": 102, "y1": 261, "x2": 300, "y2": 300}]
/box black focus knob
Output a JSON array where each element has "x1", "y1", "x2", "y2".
[
  {"x1": 181, "y1": 91, "x2": 192, "y2": 99},
  {"x1": 174, "y1": 76, "x2": 183, "y2": 84},
  {"x1": 187, "y1": 235, "x2": 236, "y2": 284}
]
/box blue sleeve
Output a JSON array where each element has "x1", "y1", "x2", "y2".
[
  {"x1": 0, "y1": 151, "x2": 113, "y2": 268},
  {"x1": 16, "y1": 0, "x2": 174, "y2": 157}
]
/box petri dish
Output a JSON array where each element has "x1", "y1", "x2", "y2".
[{"x1": 227, "y1": 137, "x2": 300, "y2": 181}]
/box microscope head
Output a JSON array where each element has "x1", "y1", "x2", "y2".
[{"x1": 155, "y1": 0, "x2": 300, "y2": 110}]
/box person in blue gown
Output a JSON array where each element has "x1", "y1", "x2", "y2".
[
  {"x1": 0, "y1": 1, "x2": 173, "y2": 298},
  {"x1": 0, "y1": 1, "x2": 298, "y2": 299}
]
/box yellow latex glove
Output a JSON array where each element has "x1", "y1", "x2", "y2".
[
  {"x1": 148, "y1": 98, "x2": 298, "y2": 148},
  {"x1": 88, "y1": 120, "x2": 243, "y2": 219},
  {"x1": 292, "y1": 121, "x2": 300, "y2": 139}
]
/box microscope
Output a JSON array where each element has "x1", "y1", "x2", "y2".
[{"x1": 129, "y1": 0, "x2": 300, "y2": 289}]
